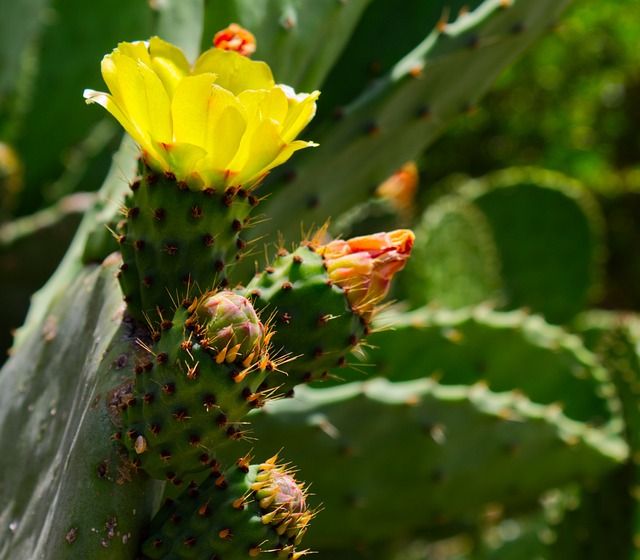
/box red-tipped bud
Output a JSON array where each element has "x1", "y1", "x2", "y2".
[
  {"x1": 214, "y1": 23, "x2": 257, "y2": 57},
  {"x1": 318, "y1": 229, "x2": 415, "y2": 318}
]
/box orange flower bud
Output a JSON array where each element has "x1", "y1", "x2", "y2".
[
  {"x1": 214, "y1": 23, "x2": 257, "y2": 57},
  {"x1": 318, "y1": 229, "x2": 414, "y2": 318}
]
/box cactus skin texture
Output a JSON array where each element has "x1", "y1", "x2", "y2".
[
  {"x1": 116, "y1": 163, "x2": 256, "y2": 327},
  {"x1": 365, "y1": 305, "x2": 618, "y2": 426},
  {"x1": 141, "y1": 455, "x2": 312, "y2": 560},
  {"x1": 119, "y1": 294, "x2": 275, "y2": 483}
]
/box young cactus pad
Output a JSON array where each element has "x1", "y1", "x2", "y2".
[
  {"x1": 141, "y1": 455, "x2": 312, "y2": 559},
  {"x1": 242, "y1": 230, "x2": 414, "y2": 395}
]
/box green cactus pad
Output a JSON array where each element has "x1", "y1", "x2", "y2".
[
  {"x1": 0, "y1": 261, "x2": 161, "y2": 560},
  {"x1": 222, "y1": 378, "x2": 626, "y2": 551},
  {"x1": 120, "y1": 305, "x2": 273, "y2": 483},
  {"x1": 241, "y1": 245, "x2": 366, "y2": 395},
  {"x1": 559, "y1": 311, "x2": 640, "y2": 559},
  {"x1": 459, "y1": 167, "x2": 605, "y2": 324},
  {"x1": 402, "y1": 193, "x2": 502, "y2": 309},
  {"x1": 117, "y1": 163, "x2": 256, "y2": 326},
  {"x1": 141, "y1": 456, "x2": 312, "y2": 559},
  {"x1": 365, "y1": 306, "x2": 619, "y2": 427}
]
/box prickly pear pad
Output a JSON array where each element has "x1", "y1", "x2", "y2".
[
  {"x1": 116, "y1": 163, "x2": 255, "y2": 325},
  {"x1": 119, "y1": 305, "x2": 273, "y2": 482},
  {"x1": 141, "y1": 456, "x2": 312, "y2": 559},
  {"x1": 242, "y1": 245, "x2": 366, "y2": 396}
]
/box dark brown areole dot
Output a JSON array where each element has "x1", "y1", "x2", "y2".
[
  {"x1": 164, "y1": 243, "x2": 178, "y2": 255},
  {"x1": 156, "y1": 352, "x2": 168, "y2": 364},
  {"x1": 152, "y1": 208, "x2": 166, "y2": 221}
]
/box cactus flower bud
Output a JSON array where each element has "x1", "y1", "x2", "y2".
[
  {"x1": 213, "y1": 23, "x2": 257, "y2": 57},
  {"x1": 251, "y1": 456, "x2": 312, "y2": 546},
  {"x1": 318, "y1": 229, "x2": 415, "y2": 318},
  {"x1": 190, "y1": 290, "x2": 265, "y2": 364}
]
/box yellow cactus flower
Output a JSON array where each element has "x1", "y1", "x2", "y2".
[{"x1": 83, "y1": 36, "x2": 319, "y2": 190}]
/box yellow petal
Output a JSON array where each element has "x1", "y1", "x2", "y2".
[
  {"x1": 83, "y1": 89, "x2": 168, "y2": 171},
  {"x1": 237, "y1": 88, "x2": 288, "y2": 128},
  {"x1": 193, "y1": 48, "x2": 274, "y2": 95},
  {"x1": 114, "y1": 55, "x2": 173, "y2": 145},
  {"x1": 280, "y1": 89, "x2": 320, "y2": 143},
  {"x1": 230, "y1": 119, "x2": 283, "y2": 185},
  {"x1": 149, "y1": 36, "x2": 191, "y2": 99},
  {"x1": 172, "y1": 74, "x2": 248, "y2": 183},
  {"x1": 196, "y1": 105, "x2": 247, "y2": 184},
  {"x1": 100, "y1": 52, "x2": 124, "y2": 109},
  {"x1": 115, "y1": 40, "x2": 151, "y2": 67},
  {"x1": 151, "y1": 140, "x2": 207, "y2": 180},
  {"x1": 268, "y1": 139, "x2": 318, "y2": 170}
]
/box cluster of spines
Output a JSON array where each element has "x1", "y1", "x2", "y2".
[{"x1": 141, "y1": 454, "x2": 313, "y2": 559}]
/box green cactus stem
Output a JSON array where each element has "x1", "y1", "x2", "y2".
[{"x1": 219, "y1": 377, "x2": 626, "y2": 553}]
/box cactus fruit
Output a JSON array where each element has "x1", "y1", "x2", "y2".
[
  {"x1": 241, "y1": 230, "x2": 414, "y2": 395},
  {"x1": 118, "y1": 293, "x2": 276, "y2": 482},
  {"x1": 141, "y1": 454, "x2": 312, "y2": 559}
]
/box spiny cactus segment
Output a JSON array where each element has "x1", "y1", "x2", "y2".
[
  {"x1": 242, "y1": 229, "x2": 414, "y2": 395},
  {"x1": 141, "y1": 454, "x2": 313, "y2": 559},
  {"x1": 232, "y1": 378, "x2": 627, "y2": 551},
  {"x1": 118, "y1": 291, "x2": 279, "y2": 483},
  {"x1": 115, "y1": 164, "x2": 257, "y2": 326}
]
